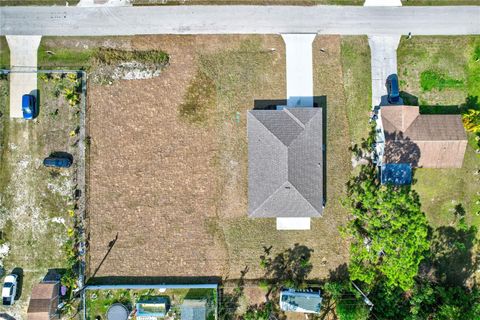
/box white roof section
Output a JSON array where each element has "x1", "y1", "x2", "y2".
[{"x1": 276, "y1": 217, "x2": 311, "y2": 230}]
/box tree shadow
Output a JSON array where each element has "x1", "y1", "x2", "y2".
[
  {"x1": 327, "y1": 263, "x2": 349, "y2": 283},
  {"x1": 424, "y1": 205, "x2": 478, "y2": 286},
  {"x1": 383, "y1": 132, "x2": 421, "y2": 167},
  {"x1": 260, "y1": 243, "x2": 313, "y2": 290},
  {"x1": 316, "y1": 263, "x2": 350, "y2": 320},
  {"x1": 400, "y1": 91, "x2": 419, "y2": 106},
  {"x1": 218, "y1": 266, "x2": 248, "y2": 320}
]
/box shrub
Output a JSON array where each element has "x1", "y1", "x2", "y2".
[{"x1": 93, "y1": 48, "x2": 169, "y2": 66}]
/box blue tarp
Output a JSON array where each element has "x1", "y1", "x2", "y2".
[{"x1": 381, "y1": 163, "x2": 412, "y2": 185}]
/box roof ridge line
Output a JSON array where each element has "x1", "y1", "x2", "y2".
[
  {"x1": 247, "y1": 111, "x2": 289, "y2": 147},
  {"x1": 284, "y1": 108, "x2": 306, "y2": 129},
  {"x1": 287, "y1": 178, "x2": 321, "y2": 215},
  {"x1": 250, "y1": 181, "x2": 290, "y2": 216}
]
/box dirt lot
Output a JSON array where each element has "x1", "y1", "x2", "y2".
[{"x1": 85, "y1": 35, "x2": 363, "y2": 283}]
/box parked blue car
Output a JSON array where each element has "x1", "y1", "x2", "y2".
[
  {"x1": 43, "y1": 156, "x2": 72, "y2": 168},
  {"x1": 386, "y1": 74, "x2": 400, "y2": 104},
  {"x1": 22, "y1": 94, "x2": 36, "y2": 120}
]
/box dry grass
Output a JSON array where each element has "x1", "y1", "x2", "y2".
[
  {"x1": 86, "y1": 35, "x2": 355, "y2": 282},
  {"x1": 0, "y1": 75, "x2": 79, "y2": 318}
]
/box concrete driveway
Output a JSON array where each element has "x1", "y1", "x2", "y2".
[
  {"x1": 368, "y1": 35, "x2": 401, "y2": 108},
  {"x1": 6, "y1": 35, "x2": 41, "y2": 118},
  {"x1": 282, "y1": 34, "x2": 316, "y2": 108}
]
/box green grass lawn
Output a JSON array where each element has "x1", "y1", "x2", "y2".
[
  {"x1": 397, "y1": 36, "x2": 480, "y2": 228},
  {"x1": 341, "y1": 36, "x2": 372, "y2": 145},
  {"x1": 38, "y1": 40, "x2": 96, "y2": 69},
  {"x1": 86, "y1": 288, "x2": 217, "y2": 320},
  {"x1": 0, "y1": 37, "x2": 10, "y2": 69}
]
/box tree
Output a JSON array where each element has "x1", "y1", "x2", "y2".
[
  {"x1": 243, "y1": 302, "x2": 272, "y2": 320},
  {"x1": 345, "y1": 158, "x2": 430, "y2": 291},
  {"x1": 323, "y1": 282, "x2": 370, "y2": 320},
  {"x1": 407, "y1": 281, "x2": 480, "y2": 320},
  {"x1": 462, "y1": 109, "x2": 480, "y2": 133}
]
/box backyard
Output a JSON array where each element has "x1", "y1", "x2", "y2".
[
  {"x1": 397, "y1": 36, "x2": 480, "y2": 228},
  {"x1": 85, "y1": 286, "x2": 217, "y2": 320},
  {"x1": 0, "y1": 70, "x2": 84, "y2": 318}
]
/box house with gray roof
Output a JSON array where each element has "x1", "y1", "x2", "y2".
[{"x1": 247, "y1": 107, "x2": 323, "y2": 230}]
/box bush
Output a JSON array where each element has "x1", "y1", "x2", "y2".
[{"x1": 93, "y1": 48, "x2": 169, "y2": 66}]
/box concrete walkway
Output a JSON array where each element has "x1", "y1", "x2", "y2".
[
  {"x1": 6, "y1": 36, "x2": 41, "y2": 118},
  {"x1": 282, "y1": 34, "x2": 316, "y2": 108},
  {"x1": 277, "y1": 34, "x2": 316, "y2": 231},
  {"x1": 368, "y1": 35, "x2": 401, "y2": 108}
]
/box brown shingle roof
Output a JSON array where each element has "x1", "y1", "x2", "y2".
[
  {"x1": 381, "y1": 105, "x2": 467, "y2": 168},
  {"x1": 27, "y1": 282, "x2": 59, "y2": 320}
]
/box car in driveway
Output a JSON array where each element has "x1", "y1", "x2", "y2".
[
  {"x1": 43, "y1": 155, "x2": 73, "y2": 168},
  {"x1": 386, "y1": 74, "x2": 400, "y2": 104},
  {"x1": 22, "y1": 94, "x2": 36, "y2": 120},
  {"x1": 2, "y1": 274, "x2": 18, "y2": 306}
]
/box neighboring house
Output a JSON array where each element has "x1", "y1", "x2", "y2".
[
  {"x1": 27, "y1": 281, "x2": 60, "y2": 320},
  {"x1": 181, "y1": 299, "x2": 207, "y2": 320},
  {"x1": 247, "y1": 107, "x2": 323, "y2": 230},
  {"x1": 279, "y1": 288, "x2": 322, "y2": 314},
  {"x1": 378, "y1": 105, "x2": 467, "y2": 184}
]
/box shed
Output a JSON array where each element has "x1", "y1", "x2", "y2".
[
  {"x1": 181, "y1": 299, "x2": 207, "y2": 320},
  {"x1": 27, "y1": 282, "x2": 60, "y2": 320},
  {"x1": 279, "y1": 288, "x2": 322, "y2": 314}
]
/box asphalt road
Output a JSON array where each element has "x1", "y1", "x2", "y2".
[{"x1": 1, "y1": 5, "x2": 479, "y2": 36}]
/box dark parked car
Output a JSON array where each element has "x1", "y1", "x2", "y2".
[
  {"x1": 43, "y1": 155, "x2": 73, "y2": 168},
  {"x1": 22, "y1": 94, "x2": 36, "y2": 120},
  {"x1": 386, "y1": 74, "x2": 400, "y2": 104}
]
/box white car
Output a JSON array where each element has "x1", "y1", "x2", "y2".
[{"x1": 2, "y1": 274, "x2": 18, "y2": 306}]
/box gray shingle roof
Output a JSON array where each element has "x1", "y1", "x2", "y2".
[{"x1": 247, "y1": 108, "x2": 323, "y2": 218}]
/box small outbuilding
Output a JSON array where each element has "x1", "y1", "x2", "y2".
[
  {"x1": 181, "y1": 299, "x2": 207, "y2": 320},
  {"x1": 27, "y1": 281, "x2": 60, "y2": 320},
  {"x1": 279, "y1": 288, "x2": 322, "y2": 314}
]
